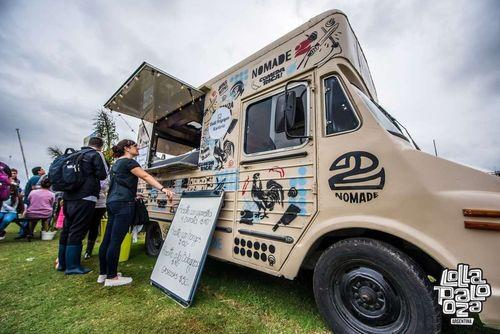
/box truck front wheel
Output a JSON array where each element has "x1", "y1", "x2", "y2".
[
  {"x1": 313, "y1": 238, "x2": 441, "y2": 333},
  {"x1": 145, "y1": 221, "x2": 163, "y2": 257}
]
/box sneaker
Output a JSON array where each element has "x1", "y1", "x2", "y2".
[
  {"x1": 0, "y1": 230, "x2": 6, "y2": 240},
  {"x1": 97, "y1": 272, "x2": 122, "y2": 284},
  {"x1": 104, "y1": 276, "x2": 132, "y2": 287}
]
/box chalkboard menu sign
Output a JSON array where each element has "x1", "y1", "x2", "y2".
[{"x1": 150, "y1": 190, "x2": 224, "y2": 307}]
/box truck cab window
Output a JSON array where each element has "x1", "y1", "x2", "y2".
[
  {"x1": 353, "y1": 85, "x2": 412, "y2": 143},
  {"x1": 324, "y1": 76, "x2": 359, "y2": 135},
  {"x1": 244, "y1": 85, "x2": 307, "y2": 154}
]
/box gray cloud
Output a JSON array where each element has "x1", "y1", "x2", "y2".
[
  {"x1": 445, "y1": 0, "x2": 500, "y2": 95},
  {"x1": 1, "y1": 0, "x2": 499, "y2": 184}
]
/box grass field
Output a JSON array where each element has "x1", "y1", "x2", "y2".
[{"x1": 0, "y1": 225, "x2": 497, "y2": 334}]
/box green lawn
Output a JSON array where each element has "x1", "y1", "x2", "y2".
[
  {"x1": 0, "y1": 225, "x2": 328, "y2": 334},
  {"x1": 0, "y1": 225, "x2": 497, "y2": 334}
]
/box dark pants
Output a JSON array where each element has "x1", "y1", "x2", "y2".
[
  {"x1": 59, "y1": 200, "x2": 96, "y2": 246},
  {"x1": 99, "y1": 201, "x2": 134, "y2": 278},
  {"x1": 26, "y1": 217, "x2": 50, "y2": 237},
  {"x1": 87, "y1": 207, "x2": 106, "y2": 242}
]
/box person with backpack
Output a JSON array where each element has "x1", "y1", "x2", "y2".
[
  {"x1": 54, "y1": 137, "x2": 107, "y2": 275},
  {"x1": 98, "y1": 139, "x2": 173, "y2": 287}
]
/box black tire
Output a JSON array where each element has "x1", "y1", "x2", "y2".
[
  {"x1": 313, "y1": 238, "x2": 441, "y2": 334},
  {"x1": 145, "y1": 221, "x2": 163, "y2": 257}
]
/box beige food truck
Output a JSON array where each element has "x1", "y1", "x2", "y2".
[{"x1": 104, "y1": 10, "x2": 500, "y2": 333}]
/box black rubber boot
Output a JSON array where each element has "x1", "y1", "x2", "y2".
[
  {"x1": 65, "y1": 245, "x2": 92, "y2": 275},
  {"x1": 84, "y1": 240, "x2": 95, "y2": 260},
  {"x1": 57, "y1": 244, "x2": 66, "y2": 271}
]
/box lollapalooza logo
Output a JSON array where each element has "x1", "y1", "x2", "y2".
[{"x1": 434, "y1": 264, "x2": 491, "y2": 325}]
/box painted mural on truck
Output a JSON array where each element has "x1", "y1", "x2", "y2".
[
  {"x1": 249, "y1": 17, "x2": 342, "y2": 91},
  {"x1": 198, "y1": 15, "x2": 344, "y2": 172},
  {"x1": 239, "y1": 166, "x2": 309, "y2": 231},
  {"x1": 198, "y1": 69, "x2": 248, "y2": 172}
]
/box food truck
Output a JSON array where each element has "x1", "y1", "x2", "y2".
[{"x1": 104, "y1": 10, "x2": 500, "y2": 333}]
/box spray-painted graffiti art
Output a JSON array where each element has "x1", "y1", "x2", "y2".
[
  {"x1": 273, "y1": 204, "x2": 301, "y2": 231},
  {"x1": 295, "y1": 18, "x2": 342, "y2": 70},
  {"x1": 199, "y1": 105, "x2": 238, "y2": 171},
  {"x1": 275, "y1": 166, "x2": 308, "y2": 230},
  {"x1": 157, "y1": 199, "x2": 168, "y2": 209},
  {"x1": 251, "y1": 80, "x2": 261, "y2": 90},
  {"x1": 240, "y1": 210, "x2": 254, "y2": 225},
  {"x1": 251, "y1": 173, "x2": 284, "y2": 219},
  {"x1": 229, "y1": 69, "x2": 249, "y2": 84},
  {"x1": 242, "y1": 176, "x2": 250, "y2": 195},
  {"x1": 246, "y1": 16, "x2": 343, "y2": 92},
  {"x1": 199, "y1": 68, "x2": 245, "y2": 171},
  {"x1": 269, "y1": 166, "x2": 285, "y2": 178},
  {"x1": 218, "y1": 80, "x2": 228, "y2": 96},
  {"x1": 229, "y1": 81, "x2": 245, "y2": 100},
  {"x1": 295, "y1": 32, "x2": 318, "y2": 57},
  {"x1": 214, "y1": 176, "x2": 226, "y2": 192},
  {"x1": 214, "y1": 168, "x2": 239, "y2": 192},
  {"x1": 213, "y1": 139, "x2": 234, "y2": 170},
  {"x1": 239, "y1": 166, "x2": 309, "y2": 229}
]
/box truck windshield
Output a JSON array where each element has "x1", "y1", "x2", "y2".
[{"x1": 352, "y1": 86, "x2": 419, "y2": 149}]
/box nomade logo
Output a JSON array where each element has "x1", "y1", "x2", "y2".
[{"x1": 328, "y1": 151, "x2": 385, "y2": 204}]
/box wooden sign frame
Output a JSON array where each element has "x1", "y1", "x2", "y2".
[{"x1": 150, "y1": 190, "x2": 224, "y2": 307}]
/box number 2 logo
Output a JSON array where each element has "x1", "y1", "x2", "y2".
[{"x1": 328, "y1": 151, "x2": 385, "y2": 191}]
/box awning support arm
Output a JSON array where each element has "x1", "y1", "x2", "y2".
[
  {"x1": 187, "y1": 87, "x2": 204, "y2": 120},
  {"x1": 141, "y1": 119, "x2": 151, "y2": 142}
]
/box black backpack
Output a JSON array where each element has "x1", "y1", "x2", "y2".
[{"x1": 49, "y1": 148, "x2": 93, "y2": 192}]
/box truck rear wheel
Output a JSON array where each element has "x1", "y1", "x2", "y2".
[
  {"x1": 313, "y1": 238, "x2": 440, "y2": 333},
  {"x1": 145, "y1": 221, "x2": 163, "y2": 257}
]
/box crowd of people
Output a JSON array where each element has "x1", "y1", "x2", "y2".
[
  {"x1": 0, "y1": 137, "x2": 173, "y2": 287},
  {"x1": 0, "y1": 165, "x2": 54, "y2": 241}
]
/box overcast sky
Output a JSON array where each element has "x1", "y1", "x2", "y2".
[{"x1": 1, "y1": 0, "x2": 499, "y2": 184}]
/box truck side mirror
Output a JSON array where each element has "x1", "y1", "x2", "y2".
[
  {"x1": 284, "y1": 91, "x2": 297, "y2": 130},
  {"x1": 275, "y1": 91, "x2": 297, "y2": 133},
  {"x1": 277, "y1": 81, "x2": 310, "y2": 139}
]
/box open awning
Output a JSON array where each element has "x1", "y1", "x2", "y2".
[{"x1": 104, "y1": 62, "x2": 205, "y2": 123}]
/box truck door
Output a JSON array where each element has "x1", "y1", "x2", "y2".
[{"x1": 233, "y1": 77, "x2": 317, "y2": 272}]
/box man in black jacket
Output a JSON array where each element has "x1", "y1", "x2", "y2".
[{"x1": 57, "y1": 137, "x2": 108, "y2": 275}]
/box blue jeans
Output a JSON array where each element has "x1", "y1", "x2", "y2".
[
  {"x1": 99, "y1": 201, "x2": 134, "y2": 278},
  {"x1": 0, "y1": 212, "x2": 18, "y2": 231}
]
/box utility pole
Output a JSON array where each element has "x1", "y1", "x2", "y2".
[
  {"x1": 433, "y1": 139, "x2": 438, "y2": 157},
  {"x1": 15, "y1": 128, "x2": 29, "y2": 179}
]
